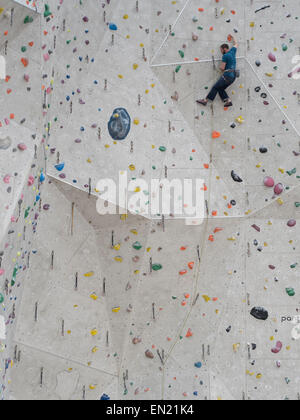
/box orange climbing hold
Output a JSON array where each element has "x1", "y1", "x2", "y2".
[
  {"x1": 188, "y1": 262, "x2": 194, "y2": 270},
  {"x1": 179, "y1": 270, "x2": 187, "y2": 276},
  {"x1": 212, "y1": 131, "x2": 221, "y2": 139},
  {"x1": 186, "y1": 329, "x2": 193, "y2": 338},
  {"x1": 21, "y1": 58, "x2": 29, "y2": 67},
  {"x1": 214, "y1": 228, "x2": 223, "y2": 234}
]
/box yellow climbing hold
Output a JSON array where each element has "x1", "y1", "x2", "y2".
[
  {"x1": 114, "y1": 256, "x2": 123, "y2": 262},
  {"x1": 84, "y1": 272, "x2": 94, "y2": 278},
  {"x1": 236, "y1": 116, "x2": 245, "y2": 124},
  {"x1": 112, "y1": 307, "x2": 121, "y2": 313},
  {"x1": 114, "y1": 243, "x2": 121, "y2": 251},
  {"x1": 129, "y1": 164, "x2": 136, "y2": 171},
  {"x1": 90, "y1": 294, "x2": 98, "y2": 301},
  {"x1": 90, "y1": 329, "x2": 98, "y2": 336},
  {"x1": 133, "y1": 64, "x2": 139, "y2": 70},
  {"x1": 202, "y1": 295, "x2": 211, "y2": 303},
  {"x1": 233, "y1": 343, "x2": 240, "y2": 353}
]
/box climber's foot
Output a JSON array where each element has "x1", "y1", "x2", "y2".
[
  {"x1": 224, "y1": 101, "x2": 233, "y2": 108},
  {"x1": 196, "y1": 99, "x2": 208, "y2": 106}
]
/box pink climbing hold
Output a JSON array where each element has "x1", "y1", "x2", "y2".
[
  {"x1": 271, "y1": 341, "x2": 283, "y2": 354},
  {"x1": 0, "y1": 269, "x2": 5, "y2": 276},
  {"x1": 18, "y1": 143, "x2": 27, "y2": 151},
  {"x1": 274, "y1": 183, "x2": 284, "y2": 195},
  {"x1": 3, "y1": 175, "x2": 10, "y2": 184},
  {"x1": 264, "y1": 176, "x2": 275, "y2": 188},
  {"x1": 28, "y1": 175, "x2": 35, "y2": 186},
  {"x1": 268, "y1": 53, "x2": 276, "y2": 62},
  {"x1": 287, "y1": 219, "x2": 296, "y2": 227}
]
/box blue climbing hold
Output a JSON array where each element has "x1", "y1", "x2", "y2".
[
  {"x1": 108, "y1": 108, "x2": 131, "y2": 141},
  {"x1": 40, "y1": 172, "x2": 45, "y2": 183},
  {"x1": 100, "y1": 393, "x2": 110, "y2": 401},
  {"x1": 55, "y1": 163, "x2": 65, "y2": 172},
  {"x1": 109, "y1": 23, "x2": 118, "y2": 31},
  {"x1": 194, "y1": 362, "x2": 202, "y2": 368}
]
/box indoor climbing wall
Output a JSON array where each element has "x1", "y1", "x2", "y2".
[{"x1": 0, "y1": 0, "x2": 300, "y2": 401}]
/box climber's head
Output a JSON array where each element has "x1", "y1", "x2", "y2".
[{"x1": 220, "y1": 44, "x2": 230, "y2": 54}]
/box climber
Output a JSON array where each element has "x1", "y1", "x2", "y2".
[{"x1": 196, "y1": 35, "x2": 238, "y2": 108}]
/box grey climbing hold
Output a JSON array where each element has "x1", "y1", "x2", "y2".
[
  {"x1": 231, "y1": 171, "x2": 243, "y2": 183},
  {"x1": 0, "y1": 136, "x2": 12, "y2": 150},
  {"x1": 251, "y1": 307, "x2": 269, "y2": 321}
]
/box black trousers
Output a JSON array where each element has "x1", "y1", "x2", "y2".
[{"x1": 207, "y1": 75, "x2": 236, "y2": 102}]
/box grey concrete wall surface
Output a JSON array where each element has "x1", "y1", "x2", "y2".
[{"x1": 0, "y1": 0, "x2": 300, "y2": 400}]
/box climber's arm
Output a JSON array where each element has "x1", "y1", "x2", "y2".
[
  {"x1": 229, "y1": 34, "x2": 239, "y2": 48},
  {"x1": 220, "y1": 61, "x2": 226, "y2": 71}
]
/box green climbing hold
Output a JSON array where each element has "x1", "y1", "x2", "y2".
[
  {"x1": 11, "y1": 265, "x2": 18, "y2": 287},
  {"x1": 44, "y1": 4, "x2": 52, "y2": 18},
  {"x1": 287, "y1": 168, "x2": 296, "y2": 176},
  {"x1": 133, "y1": 242, "x2": 142, "y2": 251},
  {"x1": 21, "y1": 46, "x2": 27, "y2": 53},
  {"x1": 178, "y1": 50, "x2": 185, "y2": 58},
  {"x1": 152, "y1": 264, "x2": 163, "y2": 271},
  {"x1": 24, "y1": 16, "x2": 33, "y2": 24},
  {"x1": 159, "y1": 146, "x2": 167, "y2": 152},
  {"x1": 295, "y1": 202, "x2": 300, "y2": 208},
  {"x1": 0, "y1": 293, "x2": 4, "y2": 304},
  {"x1": 290, "y1": 263, "x2": 298, "y2": 269},
  {"x1": 175, "y1": 65, "x2": 182, "y2": 73},
  {"x1": 286, "y1": 288, "x2": 295, "y2": 297},
  {"x1": 282, "y1": 44, "x2": 288, "y2": 51}
]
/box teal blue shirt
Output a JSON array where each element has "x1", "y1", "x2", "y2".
[{"x1": 223, "y1": 47, "x2": 237, "y2": 79}]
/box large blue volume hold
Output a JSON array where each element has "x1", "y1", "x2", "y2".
[{"x1": 108, "y1": 108, "x2": 131, "y2": 141}]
